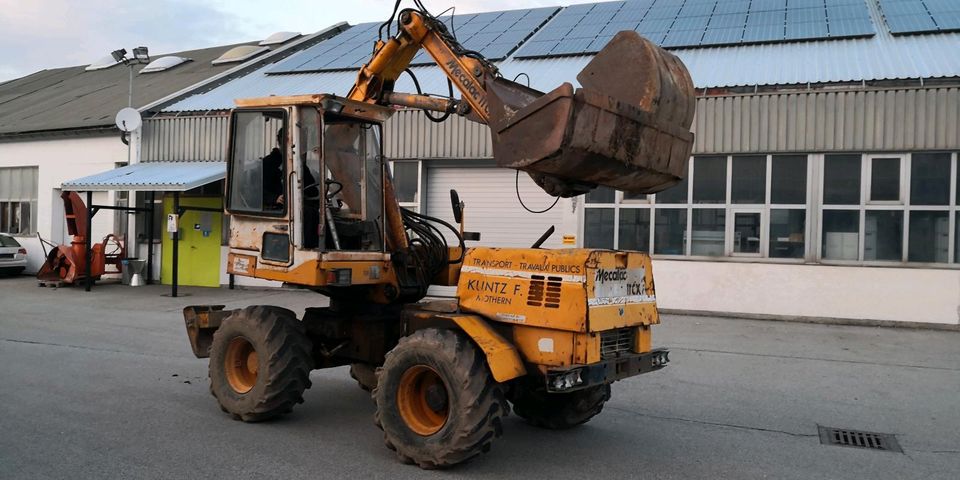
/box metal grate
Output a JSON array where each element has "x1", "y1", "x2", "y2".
[
  {"x1": 544, "y1": 276, "x2": 562, "y2": 309},
  {"x1": 527, "y1": 275, "x2": 545, "y2": 307},
  {"x1": 600, "y1": 328, "x2": 634, "y2": 359},
  {"x1": 527, "y1": 275, "x2": 562, "y2": 308},
  {"x1": 818, "y1": 426, "x2": 902, "y2": 453}
]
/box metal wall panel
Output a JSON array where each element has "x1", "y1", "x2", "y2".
[
  {"x1": 692, "y1": 87, "x2": 960, "y2": 154},
  {"x1": 384, "y1": 109, "x2": 492, "y2": 160},
  {"x1": 152, "y1": 87, "x2": 958, "y2": 163},
  {"x1": 141, "y1": 116, "x2": 229, "y2": 162}
]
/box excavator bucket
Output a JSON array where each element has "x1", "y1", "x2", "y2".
[{"x1": 487, "y1": 31, "x2": 695, "y2": 197}]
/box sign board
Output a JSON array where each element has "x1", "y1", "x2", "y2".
[{"x1": 166, "y1": 214, "x2": 179, "y2": 233}]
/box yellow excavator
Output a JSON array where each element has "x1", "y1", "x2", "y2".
[{"x1": 182, "y1": 3, "x2": 695, "y2": 469}]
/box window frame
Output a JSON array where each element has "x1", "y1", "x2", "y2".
[
  {"x1": 865, "y1": 154, "x2": 906, "y2": 205},
  {"x1": 225, "y1": 108, "x2": 289, "y2": 218},
  {"x1": 579, "y1": 151, "x2": 960, "y2": 268},
  {"x1": 389, "y1": 160, "x2": 422, "y2": 213},
  {"x1": 0, "y1": 166, "x2": 39, "y2": 236},
  {"x1": 815, "y1": 152, "x2": 959, "y2": 267}
]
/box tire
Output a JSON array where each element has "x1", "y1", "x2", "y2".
[
  {"x1": 374, "y1": 329, "x2": 508, "y2": 469},
  {"x1": 350, "y1": 363, "x2": 378, "y2": 392},
  {"x1": 508, "y1": 382, "x2": 611, "y2": 430},
  {"x1": 208, "y1": 306, "x2": 313, "y2": 422}
]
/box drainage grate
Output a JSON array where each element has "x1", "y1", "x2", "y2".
[{"x1": 818, "y1": 426, "x2": 902, "y2": 453}]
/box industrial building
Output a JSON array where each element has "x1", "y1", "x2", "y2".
[{"x1": 3, "y1": 0, "x2": 959, "y2": 326}]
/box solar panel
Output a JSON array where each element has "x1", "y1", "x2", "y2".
[
  {"x1": 878, "y1": 0, "x2": 960, "y2": 34},
  {"x1": 514, "y1": 0, "x2": 875, "y2": 59},
  {"x1": 268, "y1": 7, "x2": 558, "y2": 74},
  {"x1": 408, "y1": 7, "x2": 559, "y2": 66}
]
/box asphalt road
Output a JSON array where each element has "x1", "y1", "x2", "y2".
[{"x1": 1, "y1": 276, "x2": 958, "y2": 479}]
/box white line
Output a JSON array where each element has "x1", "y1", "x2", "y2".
[
  {"x1": 588, "y1": 295, "x2": 657, "y2": 306},
  {"x1": 460, "y1": 265, "x2": 586, "y2": 283}
]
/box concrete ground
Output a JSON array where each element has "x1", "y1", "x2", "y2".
[{"x1": 0, "y1": 275, "x2": 958, "y2": 480}]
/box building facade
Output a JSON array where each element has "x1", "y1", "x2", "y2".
[{"x1": 74, "y1": 0, "x2": 960, "y2": 326}]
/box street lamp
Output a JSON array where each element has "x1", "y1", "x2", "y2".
[
  {"x1": 111, "y1": 48, "x2": 127, "y2": 63},
  {"x1": 111, "y1": 46, "x2": 150, "y2": 108},
  {"x1": 132, "y1": 47, "x2": 150, "y2": 64},
  {"x1": 108, "y1": 46, "x2": 151, "y2": 263}
]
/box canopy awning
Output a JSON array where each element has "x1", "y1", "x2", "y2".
[{"x1": 62, "y1": 161, "x2": 226, "y2": 192}]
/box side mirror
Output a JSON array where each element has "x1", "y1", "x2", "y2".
[{"x1": 450, "y1": 189, "x2": 463, "y2": 223}]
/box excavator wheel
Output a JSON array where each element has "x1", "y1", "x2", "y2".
[
  {"x1": 508, "y1": 382, "x2": 611, "y2": 430},
  {"x1": 208, "y1": 306, "x2": 313, "y2": 422},
  {"x1": 373, "y1": 328, "x2": 507, "y2": 469},
  {"x1": 349, "y1": 363, "x2": 378, "y2": 392}
]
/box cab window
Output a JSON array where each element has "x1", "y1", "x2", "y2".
[
  {"x1": 323, "y1": 115, "x2": 384, "y2": 251},
  {"x1": 228, "y1": 110, "x2": 286, "y2": 215}
]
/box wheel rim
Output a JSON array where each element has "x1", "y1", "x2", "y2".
[
  {"x1": 224, "y1": 337, "x2": 258, "y2": 394},
  {"x1": 397, "y1": 365, "x2": 449, "y2": 436}
]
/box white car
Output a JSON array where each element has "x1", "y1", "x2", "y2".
[{"x1": 0, "y1": 234, "x2": 28, "y2": 276}]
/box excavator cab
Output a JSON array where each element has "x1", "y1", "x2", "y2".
[{"x1": 223, "y1": 95, "x2": 398, "y2": 289}]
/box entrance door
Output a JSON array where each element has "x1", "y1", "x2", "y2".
[
  {"x1": 161, "y1": 196, "x2": 222, "y2": 287},
  {"x1": 728, "y1": 209, "x2": 764, "y2": 257}
]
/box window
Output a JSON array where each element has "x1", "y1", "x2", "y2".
[
  {"x1": 818, "y1": 152, "x2": 958, "y2": 264},
  {"x1": 654, "y1": 209, "x2": 686, "y2": 255},
  {"x1": 323, "y1": 116, "x2": 384, "y2": 251},
  {"x1": 0, "y1": 167, "x2": 38, "y2": 235},
  {"x1": 586, "y1": 185, "x2": 616, "y2": 204},
  {"x1": 864, "y1": 211, "x2": 903, "y2": 261},
  {"x1": 912, "y1": 153, "x2": 950, "y2": 206},
  {"x1": 656, "y1": 176, "x2": 688, "y2": 204},
  {"x1": 869, "y1": 157, "x2": 901, "y2": 202},
  {"x1": 618, "y1": 209, "x2": 650, "y2": 251},
  {"x1": 823, "y1": 154, "x2": 861, "y2": 204},
  {"x1": 908, "y1": 211, "x2": 949, "y2": 263},
  {"x1": 732, "y1": 155, "x2": 765, "y2": 203},
  {"x1": 771, "y1": 155, "x2": 806, "y2": 204},
  {"x1": 822, "y1": 210, "x2": 859, "y2": 260},
  {"x1": 691, "y1": 209, "x2": 724, "y2": 256},
  {"x1": 769, "y1": 209, "x2": 805, "y2": 259},
  {"x1": 391, "y1": 161, "x2": 420, "y2": 207},
  {"x1": 582, "y1": 186, "x2": 648, "y2": 250},
  {"x1": 135, "y1": 192, "x2": 163, "y2": 243},
  {"x1": 693, "y1": 156, "x2": 726, "y2": 203},
  {"x1": 584, "y1": 208, "x2": 615, "y2": 249},
  {"x1": 732, "y1": 211, "x2": 762, "y2": 255},
  {"x1": 582, "y1": 151, "x2": 960, "y2": 266},
  {"x1": 227, "y1": 110, "x2": 287, "y2": 215}
]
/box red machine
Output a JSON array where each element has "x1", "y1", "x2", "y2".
[{"x1": 37, "y1": 192, "x2": 124, "y2": 284}]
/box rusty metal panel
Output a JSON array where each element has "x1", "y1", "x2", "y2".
[
  {"x1": 141, "y1": 116, "x2": 229, "y2": 162},
  {"x1": 691, "y1": 87, "x2": 960, "y2": 154}
]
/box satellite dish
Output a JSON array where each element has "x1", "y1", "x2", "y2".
[{"x1": 115, "y1": 107, "x2": 142, "y2": 132}]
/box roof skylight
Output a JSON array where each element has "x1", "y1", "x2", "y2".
[
  {"x1": 260, "y1": 31, "x2": 301, "y2": 46},
  {"x1": 212, "y1": 45, "x2": 270, "y2": 65},
  {"x1": 85, "y1": 55, "x2": 122, "y2": 71},
  {"x1": 139, "y1": 56, "x2": 191, "y2": 73}
]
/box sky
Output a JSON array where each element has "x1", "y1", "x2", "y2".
[{"x1": 0, "y1": 0, "x2": 597, "y2": 83}]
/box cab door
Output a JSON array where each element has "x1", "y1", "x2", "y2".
[{"x1": 224, "y1": 108, "x2": 294, "y2": 268}]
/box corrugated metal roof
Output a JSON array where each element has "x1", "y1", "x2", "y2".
[
  {"x1": 62, "y1": 162, "x2": 225, "y2": 191},
  {"x1": 163, "y1": 0, "x2": 960, "y2": 113},
  {"x1": 0, "y1": 44, "x2": 264, "y2": 136}
]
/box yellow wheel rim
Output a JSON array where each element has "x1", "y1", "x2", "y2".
[
  {"x1": 224, "y1": 337, "x2": 258, "y2": 394},
  {"x1": 397, "y1": 365, "x2": 449, "y2": 436}
]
